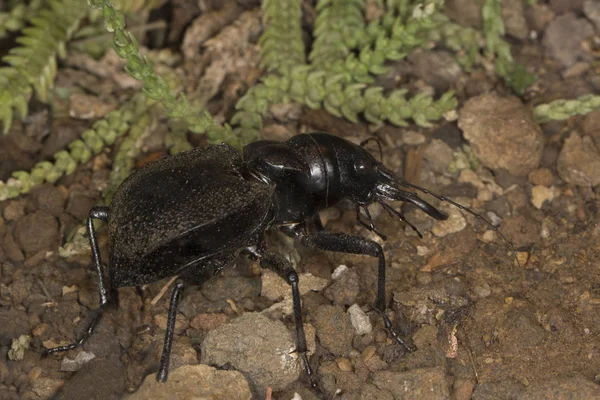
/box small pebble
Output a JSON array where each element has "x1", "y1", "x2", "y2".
[
  {"x1": 32, "y1": 323, "x2": 49, "y2": 337},
  {"x1": 331, "y1": 265, "x2": 349, "y2": 280},
  {"x1": 336, "y1": 357, "x2": 353, "y2": 372},
  {"x1": 348, "y1": 304, "x2": 373, "y2": 335},
  {"x1": 531, "y1": 185, "x2": 558, "y2": 209},
  {"x1": 362, "y1": 345, "x2": 377, "y2": 361}
]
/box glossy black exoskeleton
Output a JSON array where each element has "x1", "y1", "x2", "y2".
[{"x1": 45, "y1": 132, "x2": 513, "y2": 386}]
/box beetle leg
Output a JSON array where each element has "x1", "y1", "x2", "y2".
[
  {"x1": 43, "y1": 206, "x2": 111, "y2": 357},
  {"x1": 88, "y1": 206, "x2": 110, "y2": 306},
  {"x1": 157, "y1": 279, "x2": 185, "y2": 383},
  {"x1": 355, "y1": 205, "x2": 387, "y2": 241},
  {"x1": 260, "y1": 253, "x2": 317, "y2": 389},
  {"x1": 301, "y1": 232, "x2": 415, "y2": 352}
]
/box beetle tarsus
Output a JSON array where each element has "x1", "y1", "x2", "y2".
[{"x1": 43, "y1": 309, "x2": 104, "y2": 355}]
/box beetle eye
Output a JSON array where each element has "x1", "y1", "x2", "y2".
[{"x1": 353, "y1": 158, "x2": 368, "y2": 174}]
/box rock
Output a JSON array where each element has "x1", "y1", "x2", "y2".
[
  {"x1": 472, "y1": 380, "x2": 525, "y2": 399},
  {"x1": 201, "y1": 276, "x2": 261, "y2": 303},
  {"x1": 525, "y1": 4, "x2": 555, "y2": 33},
  {"x1": 454, "y1": 379, "x2": 476, "y2": 400},
  {"x1": 502, "y1": 0, "x2": 529, "y2": 40},
  {"x1": 528, "y1": 168, "x2": 554, "y2": 186},
  {"x1": 432, "y1": 204, "x2": 467, "y2": 237},
  {"x1": 584, "y1": 0, "x2": 600, "y2": 31},
  {"x1": 14, "y1": 210, "x2": 59, "y2": 255},
  {"x1": 557, "y1": 133, "x2": 600, "y2": 187},
  {"x1": 542, "y1": 13, "x2": 594, "y2": 67},
  {"x1": 408, "y1": 50, "x2": 463, "y2": 92},
  {"x1": 530, "y1": 185, "x2": 559, "y2": 209},
  {"x1": 128, "y1": 364, "x2": 252, "y2": 400},
  {"x1": 261, "y1": 271, "x2": 328, "y2": 302},
  {"x1": 65, "y1": 192, "x2": 97, "y2": 221},
  {"x1": 189, "y1": 313, "x2": 228, "y2": 331},
  {"x1": 517, "y1": 375, "x2": 600, "y2": 400},
  {"x1": 582, "y1": 109, "x2": 600, "y2": 148},
  {"x1": 153, "y1": 313, "x2": 188, "y2": 335},
  {"x1": 372, "y1": 367, "x2": 450, "y2": 400},
  {"x1": 360, "y1": 383, "x2": 394, "y2": 400},
  {"x1": 549, "y1": 0, "x2": 584, "y2": 14},
  {"x1": 2, "y1": 232, "x2": 24, "y2": 262},
  {"x1": 30, "y1": 184, "x2": 67, "y2": 217},
  {"x1": 324, "y1": 268, "x2": 360, "y2": 306},
  {"x1": 312, "y1": 305, "x2": 355, "y2": 356},
  {"x1": 445, "y1": 0, "x2": 482, "y2": 28},
  {"x1": 201, "y1": 313, "x2": 302, "y2": 393},
  {"x1": 30, "y1": 378, "x2": 64, "y2": 399},
  {"x1": 348, "y1": 304, "x2": 373, "y2": 335},
  {"x1": 60, "y1": 351, "x2": 96, "y2": 372},
  {"x1": 3, "y1": 199, "x2": 25, "y2": 221},
  {"x1": 499, "y1": 215, "x2": 540, "y2": 248},
  {"x1": 424, "y1": 139, "x2": 454, "y2": 174},
  {"x1": 459, "y1": 94, "x2": 543, "y2": 177}
]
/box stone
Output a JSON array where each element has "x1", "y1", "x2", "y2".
[
  {"x1": 445, "y1": 0, "x2": 482, "y2": 28},
  {"x1": 584, "y1": 0, "x2": 600, "y2": 31},
  {"x1": 423, "y1": 139, "x2": 454, "y2": 174},
  {"x1": 531, "y1": 185, "x2": 559, "y2": 209},
  {"x1": 557, "y1": 133, "x2": 600, "y2": 187},
  {"x1": 543, "y1": 13, "x2": 594, "y2": 67},
  {"x1": 201, "y1": 313, "x2": 302, "y2": 394},
  {"x1": 347, "y1": 304, "x2": 373, "y2": 336},
  {"x1": 14, "y1": 210, "x2": 59, "y2": 255},
  {"x1": 129, "y1": 364, "x2": 252, "y2": 400},
  {"x1": 459, "y1": 94, "x2": 543, "y2": 177},
  {"x1": 502, "y1": 0, "x2": 529, "y2": 40},
  {"x1": 517, "y1": 375, "x2": 600, "y2": 400},
  {"x1": 373, "y1": 367, "x2": 450, "y2": 400},
  {"x1": 324, "y1": 268, "x2": 360, "y2": 306},
  {"x1": 313, "y1": 305, "x2": 354, "y2": 356},
  {"x1": 408, "y1": 50, "x2": 463, "y2": 92}
]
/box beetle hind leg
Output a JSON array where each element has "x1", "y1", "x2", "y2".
[
  {"x1": 157, "y1": 279, "x2": 185, "y2": 383},
  {"x1": 260, "y1": 253, "x2": 317, "y2": 389},
  {"x1": 44, "y1": 206, "x2": 112, "y2": 356}
]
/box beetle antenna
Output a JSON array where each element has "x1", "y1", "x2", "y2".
[
  {"x1": 379, "y1": 201, "x2": 423, "y2": 239},
  {"x1": 360, "y1": 136, "x2": 384, "y2": 163},
  {"x1": 398, "y1": 180, "x2": 521, "y2": 267}
]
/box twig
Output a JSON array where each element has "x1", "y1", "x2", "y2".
[{"x1": 150, "y1": 275, "x2": 179, "y2": 305}]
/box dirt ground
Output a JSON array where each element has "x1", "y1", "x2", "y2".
[{"x1": 1, "y1": 1, "x2": 600, "y2": 399}]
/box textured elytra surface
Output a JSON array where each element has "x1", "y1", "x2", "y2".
[{"x1": 108, "y1": 144, "x2": 274, "y2": 286}]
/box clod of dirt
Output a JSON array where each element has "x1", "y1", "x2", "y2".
[
  {"x1": 499, "y1": 215, "x2": 540, "y2": 248},
  {"x1": 502, "y1": 0, "x2": 528, "y2": 40},
  {"x1": 14, "y1": 210, "x2": 59, "y2": 255},
  {"x1": 584, "y1": 0, "x2": 600, "y2": 30},
  {"x1": 542, "y1": 13, "x2": 594, "y2": 67},
  {"x1": 7, "y1": 334, "x2": 31, "y2": 361},
  {"x1": 372, "y1": 367, "x2": 450, "y2": 400},
  {"x1": 471, "y1": 380, "x2": 526, "y2": 399},
  {"x1": 3, "y1": 199, "x2": 25, "y2": 221},
  {"x1": 201, "y1": 313, "x2": 303, "y2": 394},
  {"x1": 324, "y1": 268, "x2": 360, "y2": 306},
  {"x1": 459, "y1": 94, "x2": 543, "y2": 177},
  {"x1": 260, "y1": 271, "x2": 328, "y2": 302},
  {"x1": 312, "y1": 305, "x2": 355, "y2": 356},
  {"x1": 30, "y1": 378, "x2": 64, "y2": 399},
  {"x1": 2, "y1": 232, "x2": 24, "y2": 262},
  {"x1": 531, "y1": 185, "x2": 559, "y2": 209},
  {"x1": 517, "y1": 375, "x2": 600, "y2": 399},
  {"x1": 30, "y1": 184, "x2": 67, "y2": 217},
  {"x1": 65, "y1": 192, "x2": 96, "y2": 221},
  {"x1": 407, "y1": 50, "x2": 463, "y2": 92},
  {"x1": 129, "y1": 364, "x2": 252, "y2": 400},
  {"x1": 348, "y1": 304, "x2": 373, "y2": 336},
  {"x1": 444, "y1": 0, "x2": 482, "y2": 28},
  {"x1": 200, "y1": 276, "x2": 261, "y2": 303},
  {"x1": 557, "y1": 132, "x2": 600, "y2": 187},
  {"x1": 423, "y1": 139, "x2": 454, "y2": 174}
]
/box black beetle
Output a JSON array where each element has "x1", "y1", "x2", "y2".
[{"x1": 45, "y1": 132, "x2": 513, "y2": 386}]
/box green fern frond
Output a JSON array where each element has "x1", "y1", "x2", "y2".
[
  {"x1": 0, "y1": 0, "x2": 89, "y2": 134},
  {"x1": 0, "y1": 0, "x2": 43, "y2": 39},
  {"x1": 260, "y1": 0, "x2": 306, "y2": 74}
]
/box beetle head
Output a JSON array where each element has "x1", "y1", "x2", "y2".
[{"x1": 344, "y1": 143, "x2": 447, "y2": 222}]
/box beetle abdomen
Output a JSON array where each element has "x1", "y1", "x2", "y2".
[{"x1": 108, "y1": 144, "x2": 274, "y2": 287}]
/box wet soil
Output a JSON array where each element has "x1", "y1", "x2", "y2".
[{"x1": 1, "y1": 1, "x2": 600, "y2": 399}]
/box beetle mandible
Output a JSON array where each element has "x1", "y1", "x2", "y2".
[{"x1": 45, "y1": 132, "x2": 514, "y2": 386}]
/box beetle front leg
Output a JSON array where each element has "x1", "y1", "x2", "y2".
[
  {"x1": 157, "y1": 279, "x2": 185, "y2": 383},
  {"x1": 260, "y1": 253, "x2": 317, "y2": 389},
  {"x1": 301, "y1": 232, "x2": 415, "y2": 352}
]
